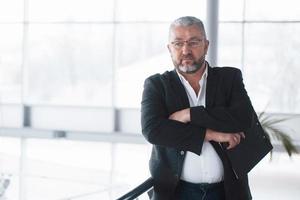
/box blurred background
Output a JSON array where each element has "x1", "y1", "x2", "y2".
[{"x1": 0, "y1": 0, "x2": 300, "y2": 199}]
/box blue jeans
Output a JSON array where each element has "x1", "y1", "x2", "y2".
[{"x1": 174, "y1": 180, "x2": 226, "y2": 200}]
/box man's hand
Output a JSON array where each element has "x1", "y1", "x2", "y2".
[
  {"x1": 205, "y1": 128, "x2": 245, "y2": 149},
  {"x1": 168, "y1": 108, "x2": 191, "y2": 123}
]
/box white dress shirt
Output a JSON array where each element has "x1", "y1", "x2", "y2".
[{"x1": 177, "y1": 66, "x2": 224, "y2": 183}]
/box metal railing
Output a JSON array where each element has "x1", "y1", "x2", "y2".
[
  {"x1": 0, "y1": 174, "x2": 10, "y2": 199},
  {"x1": 116, "y1": 177, "x2": 153, "y2": 200}
]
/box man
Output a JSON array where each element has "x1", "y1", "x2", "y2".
[{"x1": 141, "y1": 16, "x2": 271, "y2": 200}]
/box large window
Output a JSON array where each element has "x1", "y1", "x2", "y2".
[
  {"x1": 2, "y1": 0, "x2": 300, "y2": 110},
  {"x1": 218, "y1": 0, "x2": 300, "y2": 113},
  {"x1": 0, "y1": 0, "x2": 206, "y2": 108}
]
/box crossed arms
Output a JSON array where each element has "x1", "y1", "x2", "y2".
[
  {"x1": 169, "y1": 108, "x2": 245, "y2": 149},
  {"x1": 141, "y1": 69, "x2": 253, "y2": 155}
]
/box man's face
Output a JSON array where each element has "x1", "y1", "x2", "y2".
[{"x1": 167, "y1": 25, "x2": 209, "y2": 74}]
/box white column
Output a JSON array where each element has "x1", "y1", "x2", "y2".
[{"x1": 206, "y1": 0, "x2": 219, "y2": 66}]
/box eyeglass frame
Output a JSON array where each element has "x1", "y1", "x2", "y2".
[{"x1": 170, "y1": 38, "x2": 206, "y2": 50}]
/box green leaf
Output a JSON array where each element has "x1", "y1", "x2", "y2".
[{"x1": 259, "y1": 112, "x2": 299, "y2": 157}]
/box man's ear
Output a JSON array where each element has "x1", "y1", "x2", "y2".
[
  {"x1": 167, "y1": 44, "x2": 171, "y2": 53},
  {"x1": 205, "y1": 40, "x2": 209, "y2": 54}
]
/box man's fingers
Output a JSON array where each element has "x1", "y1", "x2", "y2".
[
  {"x1": 208, "y1": 130, "x2": 245, "y2": 149},
  {"x1": 168, "y1": 113, "x2": 175, "y2": 120},
  {"x1": 227, "y1": 139, "x2": 237, "y2": 149},
  {"x1": 168, "y1": 109, "x2": 190, "y2": 123},
  {"x1": 227, "y1": 142, "x2": 235, "y2": 149},
  {"x1": 227, "y1": 134, "x2": 241, "y2": 149},
  {"x1": 240, "y1": 132, "x2": 246, "y2": 139},
  {"x1": 234, "y1": 133, "x2": 241, "y2": 144}
]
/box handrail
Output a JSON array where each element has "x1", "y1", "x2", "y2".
[
  {"x1": 0, "y1": 176, "x2": 10, "y2": 197},
  {"x1": 116, "y1": 177, "x2": 154, "y2": 200}
]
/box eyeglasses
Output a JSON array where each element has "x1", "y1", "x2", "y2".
[{"x1": 170, "y1": 39, "x2": 204, "y2": 49}]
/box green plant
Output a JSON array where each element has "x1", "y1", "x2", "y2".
[{"x1": 258, "y1": 111, "x2": 298, "y2": 157}]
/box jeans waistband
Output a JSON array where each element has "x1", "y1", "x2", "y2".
[{"x1": 179, "y1": 180, "x2": 224, "y2": 190}]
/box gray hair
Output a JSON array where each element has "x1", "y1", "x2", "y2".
[{"x1": 169, "y1": 16, "x2": 207, "y2": 39}]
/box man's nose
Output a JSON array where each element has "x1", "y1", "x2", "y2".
[{"x1": 182, "y1": 44, "x2": 192, "y2": 55}]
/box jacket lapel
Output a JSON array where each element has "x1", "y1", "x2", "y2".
[
  {"x1": 169, "y1": 70, "x2": 190, "y2": 108},
  {"x1": 206, "y1": 65, "x2": 218, "y2": 108}
]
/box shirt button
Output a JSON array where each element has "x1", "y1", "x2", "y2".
[{"x1": 180, "y1": 151, "x2": 185, "y2": 155}]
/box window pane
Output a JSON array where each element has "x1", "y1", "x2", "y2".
[
  {"x1": 115, "y1": 24, "x2": 169, "y2": 69},
  {"x1": 219, "y1": 0, "x2": 244, "y2": 21},
  {"x1": 115, "y1": 0, "x2": 206, "y2": 22},
  {"x1": 29, "y1": 0, "x2": 114, "y2": 22},
  {"x1": 115, "y1": 23, "x2": 172, "y2": 108},
  {"x1": 243, "y1": 23, "x2": 300, "y2": 113},
  {"x1": 24, "y1": 24, "x2": 113, "y2": 106},
  {"x1": 245, "y1": 0, "x2": 300, "y2": 21},
  {"x1": 0, "y1": 24, "x2": 23, "y2": 103},
  {"x1": 31, "y1": 106, "x2": 114, "y2": 132},
  {"x1": 218, "y1": 23, "x2": 243, "y2": 68},
  {"x1": 118, "y1": 108, "x2": 141, "y2": 133},
  {"x1": 0, "y1": 105, "x2": 23, "y2": 128},
  {"x1": 0, "y1": 0, "x2": 23, "y2": 22}
]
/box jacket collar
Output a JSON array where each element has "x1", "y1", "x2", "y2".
[{"x1": 206, "y1": 63, "x2": 218, "y2": 108}]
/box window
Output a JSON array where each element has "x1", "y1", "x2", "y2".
[{"x1": 218, "y1": 0, "x2": 300, "y2": 113}]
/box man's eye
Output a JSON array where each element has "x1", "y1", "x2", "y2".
[
  {"x1": 189, "y1": 41, "x2": 200, "y2": 46},
  {"x1": 174, "y1": 42, "x2": 183, "y2": 47}
]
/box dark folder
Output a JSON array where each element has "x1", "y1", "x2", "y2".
[{"x1": 224, "y1": 113, "x2": 273, "y2": 179}]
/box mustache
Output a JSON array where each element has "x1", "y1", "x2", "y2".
[{"x1": 181, "y1": 55, "x2": 194, "y2": 60}]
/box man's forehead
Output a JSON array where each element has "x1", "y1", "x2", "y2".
[{"x1": 169, "y1": 25, "x2": 204, "y2": 40}]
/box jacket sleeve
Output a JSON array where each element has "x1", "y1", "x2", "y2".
[
  {"x1": 190, "y1": 69, "x2": 254, "y2": 133},
  {"x1": 141, "y1": 76, "x2": 206, "y2": 155}
]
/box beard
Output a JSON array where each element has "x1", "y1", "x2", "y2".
[{"x1": 174, "y1": 55, "x2": 206, "y2": 74}]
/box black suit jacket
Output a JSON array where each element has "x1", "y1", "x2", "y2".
[{"x1": 141, "y1": 64, "x2": 272, "y2": 200}]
